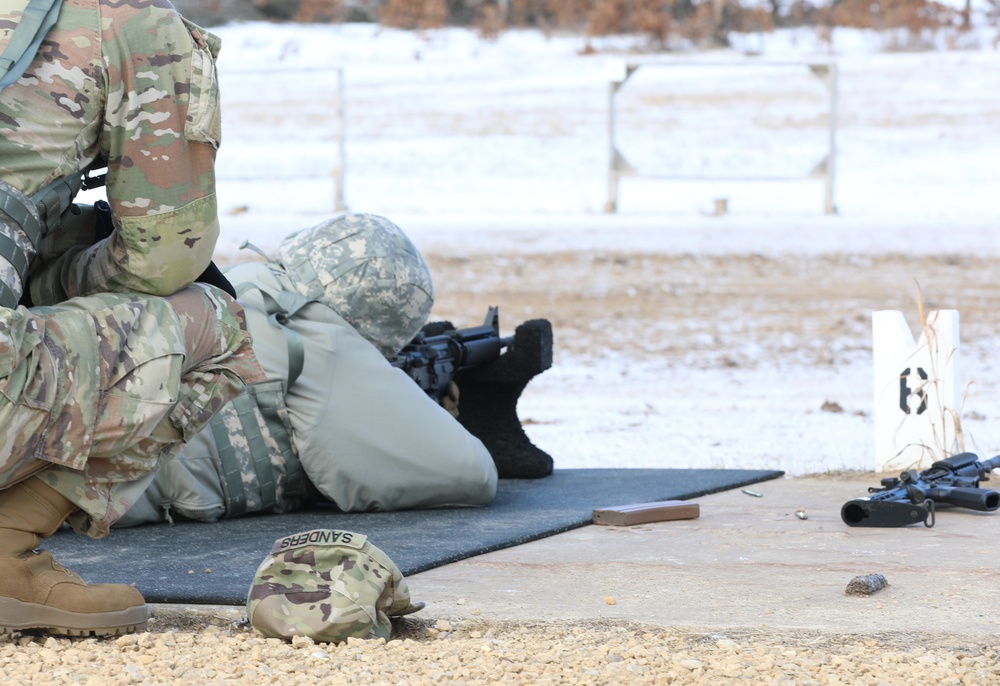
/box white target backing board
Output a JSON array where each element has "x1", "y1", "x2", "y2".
[{"x1": 872, "y1": 309, "x2": 960, "y2": 473}]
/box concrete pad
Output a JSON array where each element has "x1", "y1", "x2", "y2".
[{"x1": 409, "y1": 474, "x2": 1000, "y2": 635}]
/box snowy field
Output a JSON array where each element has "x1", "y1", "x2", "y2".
[{"x1": 122, "y1": 21, "x2": 1000, "y2": 476}]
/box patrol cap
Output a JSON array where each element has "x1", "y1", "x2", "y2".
[
  {"x1": 246, "y1": 529, "x2": 424, "y2": 643},
  {"x1": 276, "y1": 213, "x2": 434, "y2": 357}
]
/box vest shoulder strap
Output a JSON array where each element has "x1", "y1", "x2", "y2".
[
  {"x1": 0, "y1": 167, "x2": 86, "y2": 307},
  {"x1": 0, "y1": 0, "x2": 65, "y2": 91},
  {"x1": 233, "y1": 259, "x2": 315, "y2": 390}
]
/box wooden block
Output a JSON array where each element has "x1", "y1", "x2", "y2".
[{"x1": 592, "y1": 500, "x2": 700, "y2": 526}]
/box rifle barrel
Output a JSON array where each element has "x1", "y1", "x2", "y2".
[{"x1": 456, "y1": 335, "x2": 514, "y2": 368}]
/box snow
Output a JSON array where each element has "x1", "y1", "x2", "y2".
[{"x1": 118, "y1": 20, "x2": 1000, "y2": 475}]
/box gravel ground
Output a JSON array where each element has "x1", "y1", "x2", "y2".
[{"x1": 3, "y1": 613, "x2": 999, "y2": 685}]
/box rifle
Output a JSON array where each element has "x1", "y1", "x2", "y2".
[
  {"x1": 391, "y1": 306, "x2": 556, "y2": 479},
  {"x1": 391, "y1": 306, "x2": 512, "y2": 402},
  {"x1": 841, "y1": 452, "x2": 1000, "y2": 528}
]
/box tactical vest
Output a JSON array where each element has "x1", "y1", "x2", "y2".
[
  {"x1": 110, "y1": 257, "x2": 320, "y2": 527},
  {"x1": 0, "y1": 173, "x2": 97, "y2": 307},
  {"x1": 0, "y1": 0, "x2": 91, "y2": 308},
  {"x1": 204, "y1": 256, "x2": 318, "y2": 517}
]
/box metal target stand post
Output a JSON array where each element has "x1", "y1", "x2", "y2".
[{"x1": 604, "y1": 60, "x2": 839, "y2": 215}]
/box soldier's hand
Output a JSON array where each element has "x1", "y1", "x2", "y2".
[{"x1": 439, "y1": 382, "x2": 460, "y2": 418}]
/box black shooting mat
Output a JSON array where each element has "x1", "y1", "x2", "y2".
[{"x1": 44, "y1": 468, "x2": 782, "y2": 605}]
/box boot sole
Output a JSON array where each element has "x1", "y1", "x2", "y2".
[{"x1": 0, "y1": 597, "x2": 148, "y2": 636}]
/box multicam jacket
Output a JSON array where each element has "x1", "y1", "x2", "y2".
[{"x1": 0, "y1": 0, "x2": 222, "y2": 375}]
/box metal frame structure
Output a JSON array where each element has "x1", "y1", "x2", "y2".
[{"x1": 604, "y1": 61, "x2": 839, "y2": 215}]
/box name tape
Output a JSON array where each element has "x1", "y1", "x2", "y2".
[{"x1": 270, "y1": 529, "x2": 367, "y2": 555}]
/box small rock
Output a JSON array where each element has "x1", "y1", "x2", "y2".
[
  {"x1": 846, "y1": 573, "x2": 889, "y2": 596},
  {"x1": 291, "y1": 635, "x2": 314, "y2": 648}
]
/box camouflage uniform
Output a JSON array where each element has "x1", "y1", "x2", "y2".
[
  {"x1": 0, "y1": 0, "x2": 264, "y2": 538},
  {"x1": 1, "y1": 0, "x2": 223, "y2": 303}
]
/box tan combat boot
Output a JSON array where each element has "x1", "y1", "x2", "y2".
[{"x1": 0, "y1": 477, "x2": 148, "y2": 636}]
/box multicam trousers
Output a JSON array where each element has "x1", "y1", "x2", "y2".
[{"x1": 0, "y1": 284, "x2": 264, "y2": 538}]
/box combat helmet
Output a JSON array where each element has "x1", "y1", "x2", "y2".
[
  {"x1": 247, "y1": 529, "x2": 424, "y2": 643},
  {"x1": 276, "y1": 213, "x2": 434, "y2": 357}
]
